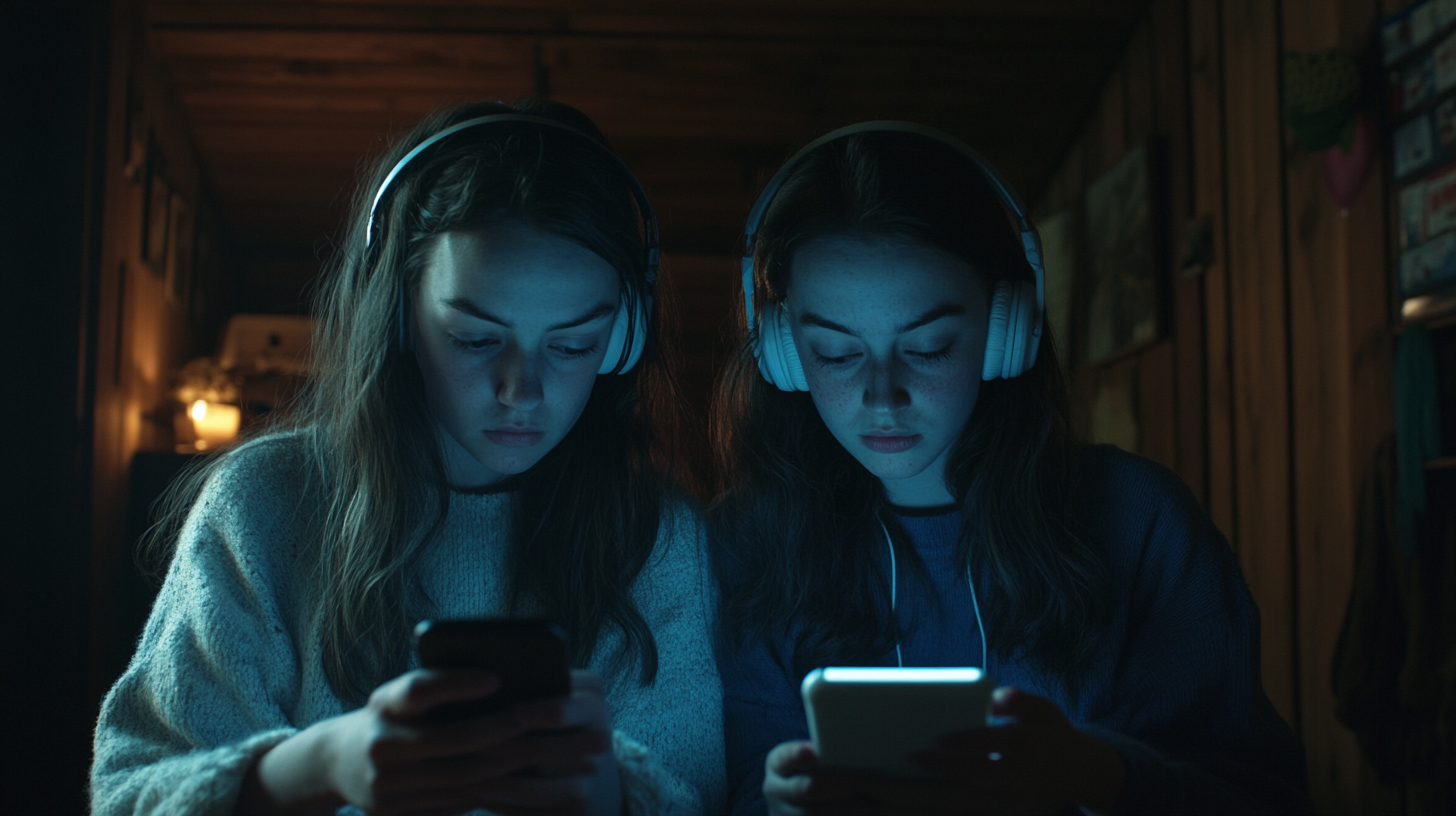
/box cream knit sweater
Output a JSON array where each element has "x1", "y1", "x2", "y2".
[{"x1": 91, "y1": 433, "x2": 725, "y2": 816}]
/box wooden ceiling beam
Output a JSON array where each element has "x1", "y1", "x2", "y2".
[{"x1": 147, "y1": 1, "x2": 1141, "y2": 49}]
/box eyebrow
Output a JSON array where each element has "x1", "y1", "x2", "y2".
[
  {"x1": 798, "y1": 303, "x2": 967, "y2": 336},
  {"x1": 444, "y1": 298, "x2": 617, "y2": 331}
]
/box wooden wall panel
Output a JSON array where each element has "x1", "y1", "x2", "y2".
[
  {"x1": 1031, "y1": 0, "x2": 1191, "y2": 480},
  {"x1": 1282, "y1": 1, "x2": 1401, "y2": 812},
  {"x1": 1220, "y1": 0, "x2": 1296, "y2": 726},
  {"x1": 90, "y1": 0, "x2": 235, "y2": 703},
  {"x1": 1154, "y1": 0, "x2": 1207, "y2": 503},
  {"x1": 1188, "y1": 0, "x2": 1237, "y2": 543},
  {"x1": 1281, "y1": 8, "x2": 1364, "y2": 810}
]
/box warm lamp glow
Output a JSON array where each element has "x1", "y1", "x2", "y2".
[{"x1": 189, "y1": 400, "x2": 240, "y2": 448}]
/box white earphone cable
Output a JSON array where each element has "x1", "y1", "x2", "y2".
[{"x1": 880, "y1": 517, "x2": 987, "y2": 672}]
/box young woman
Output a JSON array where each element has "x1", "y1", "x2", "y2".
[
  {"x1": 92, "y1": 99, "x2": 724, "y2": 816},
  {"x1": 711, "y1": 123, "x2": 1310, "y2": 815}
]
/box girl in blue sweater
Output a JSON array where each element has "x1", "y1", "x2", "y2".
[{"x1": 710, "y1": 123, "x2": 1309, "y2": 815}]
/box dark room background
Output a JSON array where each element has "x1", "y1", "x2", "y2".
[{"x1": 5, "y1": 1, "x2": 1453, "y2": 813}]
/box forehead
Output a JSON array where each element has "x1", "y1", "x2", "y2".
[
  {"x1": 786, "y1": 236, "x2": 983, "y2": 315},
  {"x1": 422, "y1": 223, "x2": 618, "y2": 305}
]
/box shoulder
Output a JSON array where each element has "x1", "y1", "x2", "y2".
[
  {"x1": 630, "y1": 486, "x2": 713, "y2": 615},
  {"x1": 1070, "y1": 445, "x2": 1247, "y2": 619},
  {"x1": 1071, "y1": 444, "x2": 1216, "y2": 545},
  {"x1": 645, "y1": 486, "x2": 710, "y2": 574},
  {"x1": 179, "y1": 429, "x2": 321, "y2": 571}
]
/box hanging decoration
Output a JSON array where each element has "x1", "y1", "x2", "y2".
[{"x1": 1284, "y1": 49, "x2": 1372, "y2": 213}]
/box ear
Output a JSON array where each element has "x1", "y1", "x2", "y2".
[{"x1": 755, "y1": 301, "x2": 809, "y2": 391}]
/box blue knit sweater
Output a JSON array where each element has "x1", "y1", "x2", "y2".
[{"x1": 715, "y1": 446, "x2": 1310, "y2": 815}]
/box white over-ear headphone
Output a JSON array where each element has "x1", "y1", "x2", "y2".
[
  {"x1": 367, "y1": 112, "x2": 660, "y2": 375},
  {"x1": 741, "y1": 122, "x2": 1045, "y2": 390}
]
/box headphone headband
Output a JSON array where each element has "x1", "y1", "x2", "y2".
[
  {"x1": 365, "y1": 112, "x2": 660, "y2": 281},
  {"x1": 743, "y1": 121, "x2": 1041, "y2": 323},
  {"x1": 373, "y1": 111, "x2": 659, "y2": 374}
]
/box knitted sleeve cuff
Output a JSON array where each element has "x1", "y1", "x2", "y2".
[
  {"x1": 614, "y1": 729, "x2": 701, "y2": 816},
  {"x1": 92, "y1": 728, "x2": 297, "y2": 816}
]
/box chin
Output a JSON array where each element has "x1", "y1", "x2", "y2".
[
  {"x1": 855, "y1": 452, "x2": 935, "y2": 482},
  {"x1": 472, "y1": 449, "x2": 545, "y2": 478}
]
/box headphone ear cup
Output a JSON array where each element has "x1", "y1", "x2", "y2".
[
  {"x1": 982, "y1": 280, "x2": 1041, "y2": 379},
  {"x1": 1002, "y1": 279, "x2": 1039, "y2": 378},
  {"x1": 982, "y1": 282, "x2": 1012, "y2": 380},
  {"x1": 755, "y1": 302, "x2": 809, "y2": 391},
  {"x1": 598, "y1": 296, "x2": 649, "y2": 375}
]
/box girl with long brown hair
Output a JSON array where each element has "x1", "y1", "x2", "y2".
[
  {"x1": 711, "y1": 123, "x2": 1309, "y2": 815},
  {"x1": 92, "y1": 99, "x2": 723, "y2": 816}
]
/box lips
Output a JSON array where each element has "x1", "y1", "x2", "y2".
[
  {"x1": 859, "y1": 433, "x2": 922, "y2": 454},
  {"x1": 484, "y1": 428, "x2": 544, "y2": 447}
]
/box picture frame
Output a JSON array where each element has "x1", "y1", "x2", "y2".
[
  {"x1": 142, "y1": 137, "x2": 170, "y2": 275},
  {"x1": 1083, "y1": 142, "x2": 1163, "y2": 365},
  {"x1": 165, "y1": 192, "x2": 193, "y2": 307}
]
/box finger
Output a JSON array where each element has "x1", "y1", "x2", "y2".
[
  {"x1": 514, "y1": 757, "x2": 600, "y2": 778},
  {"x1": 371, "y1": 669, "x2": 500, "y2": 721},
  {"x1": 798, "y1": 769, "x2": 887, "y2": 803},
  {"x1": 473, "y1": 773, "x2": 595, "y2": 811},
  {"x1": 933, "y1": 725, "x2": 1010, "y2": 755},
  {"x1": 766, "y1": 740, "x2": 818, "y2": 779},
  {"x1": 483, "y1": 727, "x2": 612, "y2": 767},
  {"x1": 513, "y1": 691, "x2": 609, "y2": 732},
  {"x1": 988, "y1": 686, "x2": 1062, "y2": 724},
  {"x1": 836, "y1": 774, "x2": 967, "y2": 815},
  {"x1": 911, "y1": 749, "x2": 1014, "y2": 788},
  {"x1": 570, "y1": 669, "x2": 604, "y2": 695},
  {"x1": 371, "y1": 753, "x2": 526, "y2": 796},
  {"x1": 401, "y1": 707, "x2": 539, "y2": 760},
  {"x1": 368, "y1": 784, "x2": 483, "y2": 816}
]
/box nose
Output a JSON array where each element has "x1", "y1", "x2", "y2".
[
  {"x1": 495, "y1": 343, "x2": 543, "y2": 412},
  {"x1": 862, "y1": 354, "x2": 910, "y2": 414}
]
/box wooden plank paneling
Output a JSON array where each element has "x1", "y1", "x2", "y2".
[
  {"x1": 145, "y1": 0, "x2": 1147, "y2": 47},
  {"x1": 1283, "y1": 1, "x2": 1402, "y2": 811},
  {"x1": 1221, "y1": 0, "x2": 1296, "y2": 726},
  {"x1": 1282, "y1": 15, "x2": 1359, "y2": 810},
  {"x1": 1189, "y1": 0, "x2": 1235, "y2": 541},
  {"x1": 1139, "y1": 339, "x2": 1178, "y2": 470},
  {"x1": 1152, "y1": 0, "x2": 1205, "y2": 503}
]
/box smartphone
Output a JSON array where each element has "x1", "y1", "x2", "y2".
[
  {"x1": 800, "y1": 666, "x2": 994, "y2": 778},
  {"x1": 411, "y1": 618, "x2": 571, "y2": 722}
]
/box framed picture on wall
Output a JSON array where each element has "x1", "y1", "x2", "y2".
[
  {"x1": 165, "y1": 192, "x2": 193, "y2": 307},
  {"x1": 1083, "y1": 142, "x2": 1162, "y2": 364},
  {"x1": 142, "y1": 137, "x2": 170, "y2": 275}
]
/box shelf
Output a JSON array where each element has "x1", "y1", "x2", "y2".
[{"x1": 1426, "y1": 456, "x2": 1456, "y2": 471}]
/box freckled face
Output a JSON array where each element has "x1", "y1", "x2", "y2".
[
  {"x1": 412, "y1": 223, "x2": 621, "y2": 488},
  {"x1": 786, "y1": 236, "x2": 990, "y2": 506}
]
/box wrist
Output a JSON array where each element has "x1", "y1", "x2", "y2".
[
  {"x1": 237, "y1": 720, "x2": 343, "y2": 816},
  {"x1": 1074, "y1": 730, "x2": 1125, "y2": 814}
]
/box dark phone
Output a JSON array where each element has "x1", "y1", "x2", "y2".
[{"x1": 412, "y1": 618, "x2": 571, "y2": 722}]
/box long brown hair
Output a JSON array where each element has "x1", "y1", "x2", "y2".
[
  {"x1": 149, "y1": 99, "x2": 689, "y2": 704},
  {"x1": 711, "y1": 131, "x2": 1111, "y2": 689}
]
